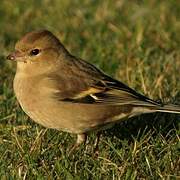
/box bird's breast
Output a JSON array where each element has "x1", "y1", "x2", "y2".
[
  {"x1": 14, "y1": 74, "x2": 41, "y2": 111},
  {"x1": 13, "y1": 73, "x2": 59, "y2": 127}
]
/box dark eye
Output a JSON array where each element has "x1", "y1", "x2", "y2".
[{"x1": 30, "y1": 49, "x2": 40, "y2": 56}]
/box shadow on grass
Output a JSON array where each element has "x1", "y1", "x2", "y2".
[
  {"x1": 103, "y1": 111, "x2": 179, "y2": 146},
  {"x1": 103, "y1": 93, "x2": 180, "y2": 145}
]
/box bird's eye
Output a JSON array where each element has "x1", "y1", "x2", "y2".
[{"x1": 30, "y1": 49, "x2": 40, "y2": 56}]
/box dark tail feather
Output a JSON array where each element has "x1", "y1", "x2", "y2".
[{"x1": 156, "y1": 104, "x2": 180, "y2": 114}]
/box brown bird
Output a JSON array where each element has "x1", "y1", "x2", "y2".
[{"x1": 7, "y1": 30, "x2": 180, "y2": 150}]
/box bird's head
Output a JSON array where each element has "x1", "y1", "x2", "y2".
[{"x1": 7, "y1": 30, "x2": 68, "y2": 74}]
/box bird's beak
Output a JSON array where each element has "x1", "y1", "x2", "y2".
[{"x1": 6, "y1": 51, "x2": 25, "y2": 62}]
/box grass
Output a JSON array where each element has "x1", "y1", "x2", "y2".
[{"x1": 0, "y1": 0, "x2": 180, "y2": 179}]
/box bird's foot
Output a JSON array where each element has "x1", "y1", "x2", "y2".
[
  {"x1": 68, "y1": 133, "x2": 87, "y2": 156},
  {"x1": 93, "y1": 132, "x2": 101, "y2": 157}
]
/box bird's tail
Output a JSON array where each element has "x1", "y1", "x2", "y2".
[{"x1": 156, "y1": 104, "x2": 180, "y2": 114}]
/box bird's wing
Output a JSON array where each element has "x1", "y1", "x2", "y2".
[
  {"x1": 62, "y1": 77, "x2": 160, "y2": 107},
  {"x1": 50, "y1": 57, "x2": 160, "y2": 107}
]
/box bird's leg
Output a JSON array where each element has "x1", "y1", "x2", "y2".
[
  {"x1": 76, "y1": 133, "x2": 87, "y2": 145},
  {"x1": 93, "y1": 132, "x2": 101, "y2": 156},
  {"x1": 68, "y1": 133, "x2": 87, "y2": 155}
]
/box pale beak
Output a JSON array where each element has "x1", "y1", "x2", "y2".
[{"x1": 6, "y1": 51, "x2": 26, "y2": 62}]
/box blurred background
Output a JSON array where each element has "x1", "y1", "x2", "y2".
[{"x1": 0, "y1": 0, "x2": 179, "y2": 179}]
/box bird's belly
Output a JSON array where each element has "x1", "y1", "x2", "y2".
[
  {"x1": 61, "y1": 104, "x2": 130, "y2": 133},
  {"x1": 13, "y1": 77, "x2": 133, "y2": 134},
  {"x1": 15, "y1": 89, "x2": 131, "y2": 133},
  {"x1": 21, "y1": 99, "x2": 132, "y2": 134}
]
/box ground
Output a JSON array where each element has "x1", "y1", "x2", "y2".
[{"x1": 0, "y1": 0, "x2": 179, "y2": 179}]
